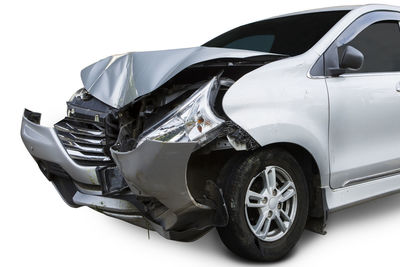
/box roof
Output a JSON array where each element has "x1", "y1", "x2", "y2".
[
  {"x1": 269, "y1": 5, "x2": 360, "y2": 19},
  {"x1": 270, "y1": 4, "x2": 400, "y2": 20}
]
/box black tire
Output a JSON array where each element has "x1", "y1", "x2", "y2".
[{"x1": 217, "y1": 148, "x2": 309, "y2": 261}]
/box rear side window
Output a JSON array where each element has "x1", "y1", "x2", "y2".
[{"x1": 346, "y1": 21, "x2": 400, "y2": 73}]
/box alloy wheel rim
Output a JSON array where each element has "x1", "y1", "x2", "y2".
[{"x1": 244, "y1": 166, "x2": 297, "y2": 242}]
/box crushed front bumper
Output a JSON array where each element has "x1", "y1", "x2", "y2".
[
  {"x1": 21, "y1": 109, "x2": 227, "y2": 241},
  {"x1": 21, "y1": 109, "x2": 147, "y2": 227},
  {"x1": 21, "y1": 109, "x2": 100, "y2": 185}
]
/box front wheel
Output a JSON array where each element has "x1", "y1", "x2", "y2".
[{"x1": 217, "y1": 148, "x2": 309, "y2": 261}]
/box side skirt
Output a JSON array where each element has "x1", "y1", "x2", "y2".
[{"x1": 326, "y1": 172, "x2": 400, "y2": 212}]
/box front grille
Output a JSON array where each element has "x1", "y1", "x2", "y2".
[{"x1": 55, "y1": 118, "x2": 115, "y2": 166}]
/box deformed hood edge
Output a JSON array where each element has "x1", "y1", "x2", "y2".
[{"x1": 81, "y1": 46, "x2": 272, "y2": 108}]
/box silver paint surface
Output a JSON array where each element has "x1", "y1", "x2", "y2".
[
  {"x1": 110, "y1": 140, "x2": 208, "y2": 213},
  {"x1": 20, "y1": 115, "x2": 100, "y2": 185},
  {"x1": 223, "y1": 53, "x2": 331, "y2": 188},
  {"x1": 222, "y1": 4, "x2": 400, "y2": 211},
  {"x1": 81, "y1": 47, "x2": 269, "y2": 108},
  {"x1": 327, "y1": 73, "x2": 400, "y2": 188}
]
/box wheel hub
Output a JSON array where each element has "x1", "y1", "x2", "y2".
[
  {"x1": 244, "y1": 166, "x2": 298, "y2": 242},
  {"x1": 268, "y1": 197, "x2": 278, "y2": 210}
]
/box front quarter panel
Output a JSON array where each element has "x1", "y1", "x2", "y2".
[{"x1": 222, "y1": 53, "x2": 330, "y2": 186}]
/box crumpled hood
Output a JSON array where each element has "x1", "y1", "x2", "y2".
[{"x1": 81, "y1": 46, "x2": 270, "y2": 108}]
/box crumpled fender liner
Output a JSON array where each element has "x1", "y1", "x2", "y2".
[{"x1": 121, "y1": 184, "x2": 228, "y2": 242}]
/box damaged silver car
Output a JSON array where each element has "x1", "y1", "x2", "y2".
[{"x1": 21, "y1": 4, "x2": 400, "y2": 261}]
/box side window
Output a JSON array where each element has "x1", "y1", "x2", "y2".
[{"x1": 346, "y1": 21, "x2": 400, "y2": 73}]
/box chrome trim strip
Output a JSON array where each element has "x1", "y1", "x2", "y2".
[
  {"x1": 340, "y1": 71, "x2": 400, "y2": 78},
  {"x1": 55, "y1": 118, "x2": 112, "y2": 165},
  {"x1": 55, "y1": 123, "x2": 105, "y2": 137},
  {"x1": 58, "y1": 133, "x2": 104, "y2": 145},
  {"x1": 64, "y1": 142, "x2": 104, "y2": 154},
  {"x1": 67, "y1": 149, "x2": 111, "y2": 161},
  {"x1": 343, "y1": 168, "x2": 400, "y2": 186}
]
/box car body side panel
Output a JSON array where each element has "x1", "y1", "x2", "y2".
[
  {"x1": 222, "y1": 52, "x2": 330, "y2": 187},
  {"x1": 327, "y1": 73, "x2": 400, "y2": 188}
]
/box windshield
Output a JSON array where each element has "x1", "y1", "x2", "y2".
[{"x1": 203, "y1": 11, "x2": 349, "y2": 56}]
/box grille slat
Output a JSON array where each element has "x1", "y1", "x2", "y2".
[
  {"x1": 55, "y1": 118, "x2": 114, "y2": 166},
  {"x1": 67, "y1": 149, "x2": 111, "y2": 162},
  {"x1": 64, "y1": 142, "x2": 104, "y2": 154},
  {"x1": 58, "y1": 133, "x2": 105, "y2": 146},
  {"x1": 55, "y1": 121, "x2": 105, "y2": 137}
]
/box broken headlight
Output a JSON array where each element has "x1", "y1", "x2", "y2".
[{"x1": 137, "y1": 77, "x2": 225, "y2": 146}]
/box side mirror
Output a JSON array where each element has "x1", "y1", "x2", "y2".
[
  {"x1": 328, "y1": 45, "x2": 364, "y2": 77},
  {"x1": 339, "y1": 45, "x2": 364, "y2": 70}
]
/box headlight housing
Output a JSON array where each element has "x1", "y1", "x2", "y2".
[{"x1": 137, "y1": 76, "x2": 225, "y2": 146}]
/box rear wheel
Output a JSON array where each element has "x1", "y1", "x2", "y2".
[{"x1": 217, "y1": 148, "x2": 309, "y2": 261}]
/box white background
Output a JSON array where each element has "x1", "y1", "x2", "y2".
[{"x1": 2, "y1": 0, "x2": 400, "y2": 266}]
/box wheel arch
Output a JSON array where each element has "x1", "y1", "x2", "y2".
[
  {"x1": 261, "y1": 142, "x2": 327, "y2": 221},
  {"x1": 187, "y1": 140, "x2": 328, "y2": 223}
]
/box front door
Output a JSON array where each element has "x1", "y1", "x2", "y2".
[{"x1": 326, "y1": 19, "x2": 400, "y2": 188}]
